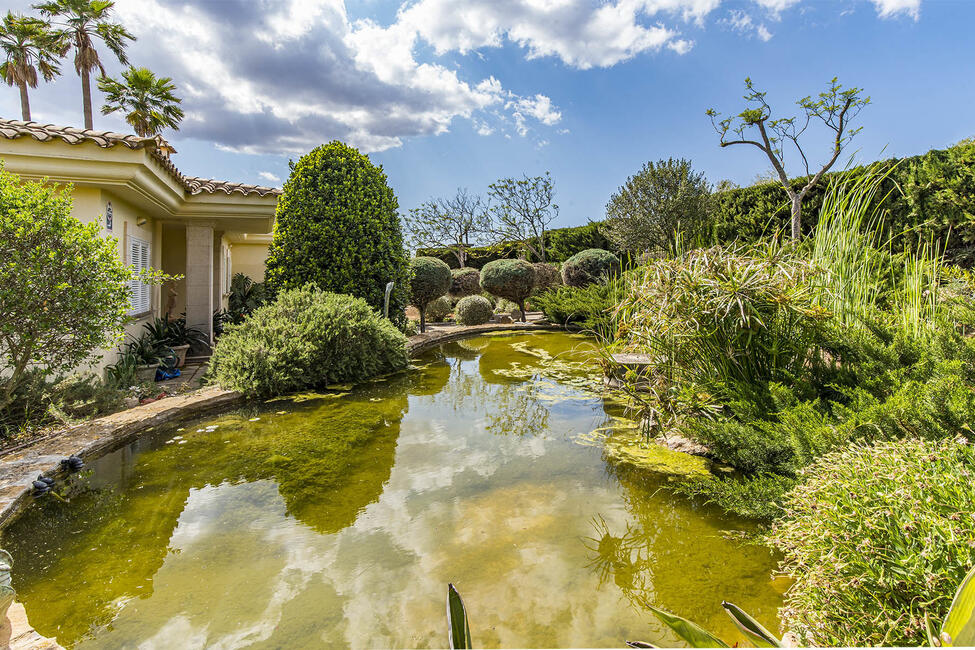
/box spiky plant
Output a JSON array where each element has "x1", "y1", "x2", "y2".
[
  {"x1": 0, "y1": 12, "x2": 63, "y2": 121},
  {"x1": 34, "y1": 0, "x2": 134, "y2": 130},
  {"x1": 98, "y1": 66, "x2": 183, "y2": 137}
]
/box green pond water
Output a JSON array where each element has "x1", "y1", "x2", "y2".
[{"x1": 2, "y1": 332, "x2": 784, "y2": 648}]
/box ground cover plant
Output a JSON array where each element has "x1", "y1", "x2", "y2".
[{"x1": 208, "y1": 285, "x2": 408, "y2": 398}]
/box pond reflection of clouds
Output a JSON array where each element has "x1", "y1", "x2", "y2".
[{"x1": 7, "y1": 333, "x2": 782, "y2": 649}]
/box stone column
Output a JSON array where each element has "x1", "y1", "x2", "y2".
[{"x1": 185, "y1": 224, "x2": 214, "y2": 346}]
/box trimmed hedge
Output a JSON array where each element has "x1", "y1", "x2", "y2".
[
  {"x1": 532, "y1": 262, "x2": 562, "y2": 292},
  {"x1": 561, "y1": 248, "x2": 619, "y2": 287},
  {"x1": 449, "y1": 267, "x2": 481, "y2": 298},
  {"x1": 409, "y1": 256, "x2": 451, "y2": 331},
  {"x1": 208, "y1": 286, "x2": 408, "y2": 398},
  {"x1": 416, "y1": 141, "x2": 975, "y2": 264},
  {"x1": 424, "y1": 295, "x2": 453, "y2": 322},
  {"x1": 455, "y1": 295, "x2": 493, "y2": 325},
  {"x1": 480, "y1": 259, "x2": 535, "y2": 321},
  {"x1": 264, "y1": 142, "x2": 409, "y2": 323}
]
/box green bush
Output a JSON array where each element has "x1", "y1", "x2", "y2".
[
  {"x1": 561, "y1": 248, "x2": 619, "y2": 287},
  {"x1": 0, "y1": 166, "x2": 133, "y2": 416},
  {"x1": 455, "y1": 295, "x2": 493, "y2": 325},
  {"x1": 493, "y1": 298, "x2": 519, "y2": 314},
  {"x1": 769, "y1": 437, "x2": 975, "y2": 647},
  {"x1": 543, "y1": 222, "x2": 612, "y2": 262},
  {"x1": 424, "y1": 295, "x2": 453, "y2": 322},
  {"x1": 208, "y1": 286, "x2": 408, "y2": 398},
  {"x1": 409, "y1": 256, "x2": 452, "y2": 331},
  {"x1": 449, "y1": 267, "x2": 481, "y2": 299},
  {"x1": 264, "y1": 142, "x2": 409, "y2": 323},
  {"x1": 531, "y1": 280, "x2": 625, "y2": 335},
  {"x1": 0, "y1": 369, "x2": 125, "y2": 437},
  {"x1": 480, "y1": 259, "x2": 535, "y2": 321},
  {"x1": 531, "y1": 262, "x2": 562, "y2": 292}
]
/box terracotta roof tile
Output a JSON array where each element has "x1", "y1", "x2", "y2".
[{"x1": 0, "y1": 118, "x2": 281, "y2": 198}]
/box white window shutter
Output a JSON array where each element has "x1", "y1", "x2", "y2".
[{"x1": 128, "y1": 237, "x2": 152, "y2": 314}]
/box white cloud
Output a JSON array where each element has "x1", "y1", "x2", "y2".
[
  {"x1": 721, "y1": 10, "x2": 773, "y2": 40},
  {"x1": 872, "y1": 0, "x2": 921, "y2": 19},
  {"x1": 258, "y1": 171, "x2": 281, "y2": 183}
]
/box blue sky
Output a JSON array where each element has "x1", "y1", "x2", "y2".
[{"x1": 3, "y1": 0, "x2": 972, "y2": 229}]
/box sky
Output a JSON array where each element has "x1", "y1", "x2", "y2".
[{"x1": 2, "y1": 0, "x2": 973, "y2": 228}]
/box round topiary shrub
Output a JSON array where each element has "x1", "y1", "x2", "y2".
[
  {"x1": 561, "y1": 248, "x2": 619, "y2": 287},
  {"x1": 769, "y1": 437, "x2": 975, "y2": 647},
  {"x1": 409, "y1": 256, "x2": 452, "y2": 331},
  {"x1": 424, "y1": 295, "x2": 453, "y2": 323},
  {"x1": 455, "y1": 295, "x2": 493, "y2": 325},
  {"x1": 532, "y1": 262, "x2": 562, "y2": 292},
  {"x1": 449, "y1": 267, "x2": 481, "y2": 299},
  {"x1": 264, "y1": 142, "x2": 409, "y2": 324},
  {"x1": 480, "y1": 259, "x2": 536, "y2": 322},
  {"x1": 208, "y1": 285, "x2": 408, "y2": 398}
]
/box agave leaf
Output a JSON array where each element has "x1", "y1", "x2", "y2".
[
  {"x1": 941, "y1": 565, "x2": 975, "y2": 646},
  {"x1": 646, "y1": 603, "x2": 729, "y2": 648},
  {"x1": 925, "y1": 612, "x2": 940, "y2": 647},
  {"x1": 722, "y1": 601, "x2": 782, "y2": 648},
  {"x1": 446, "y1": 583, "x2": 472, "y2": 649}
]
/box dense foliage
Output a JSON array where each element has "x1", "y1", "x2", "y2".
[
  {"x1": 1, "y1": 369, "x2": 124, "y2": 438},
  {"x1": 208, "y1": 286, "x2": 408, "y2": 398},
  {"x1": 264, "y1": 142, "x2": 409, "y2": 324},
  {"x1": 455, "y1": 295, "x2": 493, "y2": 326},
  {"x1": 531, "y1": 262, "x2": 561, "y2": 292},
  {"x1": 408, "y1": 256, "x2": 452, "y2": 331},
  {"x1": 602, "y1": 158, "x2": 713, "y2": 254},
  {"x1": 424, "y1": 295, "x2": 453, "y2": 323},
  {"x1": 0, "y1": 167, "x2": 131, "y2": 415},
  {"x1": 480, "y1": 259, "x2": 535, "y2": 321},
  {"x1": 561, "y1": 248, "x2": 619, "y2": 287},
  {"x1": 769, "y1": 438, "x2": 975, "y2": 647},
  {"x1": 449, "y1": 267, "x2": 481, "y2": 299},
  {"x1": 532, "y1": 279, "x2": 625, "y2": 335}
]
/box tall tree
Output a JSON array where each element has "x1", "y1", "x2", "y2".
[
  {"x1": 0, "y1": 12, "x2": 63, "y2": 121},
  {"x1": 602, "y1": 158, "x2": 713, "y2": 254},
  {"x1": 487, "y1": 172, "x2": 558, "y2": 263},
  {"x1": 707, "y1": 77, "x2": 869, "y2": 239},
  {"x1": 35, "y1": 0, "x2": 134, "y2": 131},
  {"x1": 98, "y1": 66, "x2": 183, "y2": 137},
  {"x1": 404, "y1": 188, "x2": 492, "y2": 267}
]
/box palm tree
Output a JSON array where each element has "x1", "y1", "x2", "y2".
[
  {"x1": 0, "y1": 12, "x2": 63, "y2": 121},
  {"x1": 98, "y1": 66, "x2": 183, "y2": 137},
  {"x1": 34, "y1": 0, "x2": 134, "y2": 130}
]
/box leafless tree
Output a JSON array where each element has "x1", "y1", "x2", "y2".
[
  {"x1": 487, "y1": 172, "x2": 558, "y2": 262},
  {"x1": 404, "y1": 188, "x2": 492, "y2": 267}
]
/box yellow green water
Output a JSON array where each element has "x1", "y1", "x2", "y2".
[{"x1": 2, "y1": 332, "x2": 784, "y2": 648}]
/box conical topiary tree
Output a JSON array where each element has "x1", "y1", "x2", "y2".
[{"x1": 265, "y1": 141, "x2": 409, "y2": 324}]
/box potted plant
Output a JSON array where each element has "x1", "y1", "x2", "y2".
[
  {"x1": 143, "y1": 315, "x2": 208, "y2": 367},
  {"x1": 125, "y1": 333, "x2": 166, "y2": 381}
]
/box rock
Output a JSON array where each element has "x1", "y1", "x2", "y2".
[
  {"x1": 656, "y1": 434, "x2": 711, "y2": 457},
  {"x1": 122, "y1": 397, "x2": 139, "y2": 409}
]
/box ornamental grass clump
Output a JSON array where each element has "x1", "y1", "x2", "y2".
[
  {"x1": 208, "y1": 285, "x2": 408, "y2": 398},
  {"x1": 455, "y1": 295, "x2": 493, "y2": 326},
  {"x1": 769, "y1": 437, "x2": 975, "y2": 647}
]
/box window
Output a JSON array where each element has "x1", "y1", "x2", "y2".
[{"x1": 128, "y1": 237, "x2": 151, "y2": 315}]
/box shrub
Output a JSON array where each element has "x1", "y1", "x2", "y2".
[
  {"x1": 227, "y1": 273, "x2": 267, "y2": 322},
  {"x1": 602, "y1": 158, "x2": 713, "y2": 254},
  {"x1": 531, "y1": 262, "x2": 562, "y2": 292},
  {"x1": 424, "y1": 295, "x2": 453, "y2": 323},
  {"x1": 480, "y1": 259, "x2": 536, "y2": 322},
  {"x1": 0, "y1": 167, "x2": 133, "y2": 416},
  {"x1": 208, "y1": 286, "x2": 408, "y2": 398},
  {"x1": 494, "y1": 298, "x2": 520, "y2": 314},
  {"x1": 561, "y1": 248, "x2": 619, "y2": 287},
  {"x1": 769, "y1": 437, "x2": 975, "y2": 647},
  {"x1": 544, "y1": 222, "x2": 613, "y2": 262},
  {"x1": 455, "y1": 295, "x2": 493, "y2": 325},
  {"x1": 531, "y1": 280, "x2": 626, "y2": 336},
  {"x1": 0, "y1": 369, "x2": 124, "y2": 437},
  {"x1": 264, "y1": 142, "x2": 409, "y2": 324},
  {"x1": 409, "y1": 256, "x2": 452, "y2": 331},
  {"x1": 449, "y1": 267, "x2": 481, "y2": 299}
]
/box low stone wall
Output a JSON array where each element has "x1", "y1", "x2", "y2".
[{"x1": 407, "y1": 319, "x2": 560, "y2": 356}]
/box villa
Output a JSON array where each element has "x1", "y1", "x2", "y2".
[{"x1": 0, "y1": 118, "x2": 280, "y2": 367}]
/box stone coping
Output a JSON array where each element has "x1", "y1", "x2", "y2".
[{"x1": 407, "y1": 318, "x2": 561, "y2": 356}]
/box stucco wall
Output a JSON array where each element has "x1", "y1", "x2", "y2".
[
  {"x1": 231, "y1": 242, "x2": 270, "y2": 282},
  {"x1": 161, "y1": 225, "x2": 187, "y2": 318}
]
